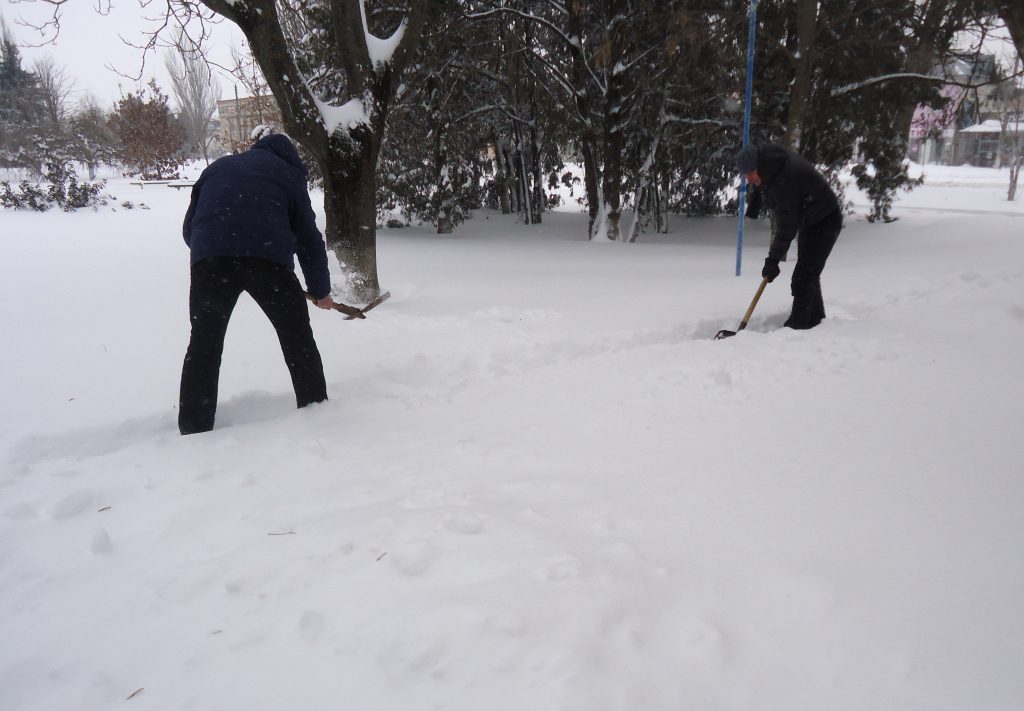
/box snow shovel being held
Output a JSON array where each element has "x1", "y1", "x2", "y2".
[
  {"x1": 304, "y1": 292, "x2": 366, "y2": 319},
  {"x1": 304, "y1": 290, "x2": 392, "y2": 320},
  {"x1": 714, "y1": 277, "x2": 769, "y2": 340}
]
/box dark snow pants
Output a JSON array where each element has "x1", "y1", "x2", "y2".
[
  {"x1": 178, "y1": 257, "x2": 327, "y2": 435},
  {"x1": 785, "y1": 209, "x2": 842, "y2": 330}
]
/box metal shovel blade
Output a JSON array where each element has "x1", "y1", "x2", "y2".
[{"x1": 713, "y1": 277, "x2": 769, "y2": 341}]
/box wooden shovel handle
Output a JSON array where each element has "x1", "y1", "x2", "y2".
[
  {"x1": 738, "y1": 277, "x2": 769, "y2": 331},
  {"x1": 304, "y1": 292, "x2": 366, "y2": 319}
]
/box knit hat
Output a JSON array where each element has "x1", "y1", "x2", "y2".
[{"x1": 735, "y1": 144, "x2": 759, "y2": 173}]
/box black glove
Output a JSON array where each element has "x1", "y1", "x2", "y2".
[{"x1": 762, "y1": 257, "x2": 781, "y2": 283}]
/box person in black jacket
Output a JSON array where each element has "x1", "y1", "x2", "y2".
[
  {"x1": 736, "y1": 143, "x2": 842, "y2": 330},
  {"x1": 178, "y1": 132, "x2": 334, "y2": 435}
]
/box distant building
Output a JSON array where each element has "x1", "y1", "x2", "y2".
[
  {"x1": 908, "y1": 54, "x2": 1023, "y2": 167},
  {"x1": 215, "y1": 94, "x2": 282, "y2": 153},
  {"x1": 957, "y1": 117, "x2": 1024, "y2": 168}
]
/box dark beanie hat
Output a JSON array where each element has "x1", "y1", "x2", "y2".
[{"x1": 735, "y1": 144, "x2": 759, "y2": 173}]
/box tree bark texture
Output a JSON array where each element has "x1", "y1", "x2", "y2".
[
  {"x1": 567, "y1": 1, "x2": 601, "y2": 238},
  {"x1": 784, "y1": 0, "x2": 818, "y2": 151},
  {"x1": 600, "y1": 0, "x2": 629, "y2": 241}
]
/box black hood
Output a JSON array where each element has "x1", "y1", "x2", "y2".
[
  {"x1": 757, "y1": 144, "x2": 791, "y2": 188},
  {"x1": 252, "y1": 134, "x2": 308, "y2": 176}
]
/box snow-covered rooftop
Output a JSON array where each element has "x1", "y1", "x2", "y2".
[{"x1": 960, "y1": 119, "x2": 1023, "y2": 134}]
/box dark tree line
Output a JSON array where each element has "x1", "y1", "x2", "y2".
[
  {"x1": 7, "y1": 1, "x2": 1023, "y2": 286},
  {"x1": 386, "y1": 0, "x2": 1013, "y2": 231}
]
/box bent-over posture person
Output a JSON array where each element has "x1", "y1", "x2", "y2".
[
  {"x1": 737, "y1": 143, "x2": 842, "y2": 330},
  {"x1": 179, "y1": 133, "x2": 334, "y2": 435}
]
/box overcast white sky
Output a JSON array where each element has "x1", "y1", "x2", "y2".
[{"x1": 5, "y1": 1, "x2": 247, "y2": 110}]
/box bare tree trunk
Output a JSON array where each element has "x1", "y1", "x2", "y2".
[
  {"x1": 600, "y1": 0, "x2": 628, "y2": 241},
  {"x1": 434, "y1": 132, "x2": 454, "y2": 235},
  {"x1": 512, "y1": 122, "x2": 533, "y2": 224},
  {"x1": 784, "y1": 0, "x2": 817, "y2": 151},
  {"x1": 567, "y1": 0, "x2": 601, "y2": 238},
  {"x1": 1001, "y1": 56, "x2": 1023, "y2": 200},
  {"x1": 506, "y1": 142, "x2": 521, "y2": 213},
  {"x1": 491, "y1": 131, "x2": 512, "y2": 214},
  {"x1": 529, "y1": 120, "x2": 543, "y2": 224},
  {"x1": 321, "y1": 137, "x2": 381, "y2": 301},
  {"x1": 626, "y1": 128, "x2": 663, "y2": 243},
  {"x1": 659, "y1": 169, "x2": 670, "y2": 234},
  {"x1": 627, "y1": 83, "x2": 671, "y2": 243},
  {"x1": 427, "y1": 75, "x2": 453, "y2": 234},
  {"x1": 580, "y1": 139, "x2": 601, "y2": 239}
]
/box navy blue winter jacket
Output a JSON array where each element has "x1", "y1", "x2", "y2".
[{"x1": 183, "y1": 134, "x2": 331, "y2": 298}]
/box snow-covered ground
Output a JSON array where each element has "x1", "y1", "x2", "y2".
[{"x1": 1, "y1": 165, "x2": 1022, "y2": 711}]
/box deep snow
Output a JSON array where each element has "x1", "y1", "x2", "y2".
[{"x1": 1, "y1": 165, "x2": 1022, "y2": 711}]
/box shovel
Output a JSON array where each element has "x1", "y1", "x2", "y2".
[
  {"x1": 305, "y1": 293, "x2": 366, "y2": 319},
  {"x1": 304, "y1": 290, "x2": 392, "y2": 320},
  {"x1": 714, "y1": 277, "x2": 769, "y2": 340}
]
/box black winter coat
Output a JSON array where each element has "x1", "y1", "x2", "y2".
[
  {"x1": 183, "y1": 134, "x2": 331, "y2": 298},
  {"x1": 750, "y1": 145, "x2": 840, "y2": 262}
]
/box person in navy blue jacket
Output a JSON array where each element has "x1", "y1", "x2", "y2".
[{"x1": 179, "y1": 132, "x2": 334, "y2": 435}]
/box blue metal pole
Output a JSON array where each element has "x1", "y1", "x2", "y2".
[{"x1": 736, "y1": 0, "x2": 758, "y2": 276}]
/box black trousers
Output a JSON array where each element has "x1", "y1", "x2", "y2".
[
  {"x1": 786, "y1": 210, "x2": 842, "y2": 330},
  {"x1": 179, "y1": 257, "x2": 327, "y2": 434}
]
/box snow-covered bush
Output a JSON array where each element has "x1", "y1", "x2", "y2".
[
  {"x1": 0, "y1": 180, "x2": 49, "y2": 211},
  {"x1": 0, "y1": 159, "x2": 105, "y2": 211}
]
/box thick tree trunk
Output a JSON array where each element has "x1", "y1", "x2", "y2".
[
  {"x1": 321, "y1": 139, "x2": 380, "y2": 302},
  {"x1": 567, "y1": 0, "x2": 601, "y2": 239},
  {"x1": 599, "y1": 0, "x2": 629, "y2": 241},
  {"x1": 600, "y1": 118, "x2": 623, "y2": 242},
  {"x1": 599, "y1": 122, "x2": 621, "y2": 242},
  {"x1": 784, "y1": 0, "x2": 818, "y2": 151}
]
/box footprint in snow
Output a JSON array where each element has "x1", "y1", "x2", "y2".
[
  {"x1": 540, "y1": 553, "x2": 584, "y2": 582},
  {"x1": 442, "y1": 513, "x2": 484, "y2": 535},
  {"x1": 390, "y1": 540, "x2": 437, "y2": 577},
  {"x1": 711, "y1": 368, "x2": 732, "y2": 387},
  {"x1": 298, "y1": 610, "x2": 325, "y2": 643},
  {"x1": 47, "y1": 490, "x2": 94, "y2": 520},
  {"x1": 91, "y1": 528, "x2": 114, "y2": 555}
]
